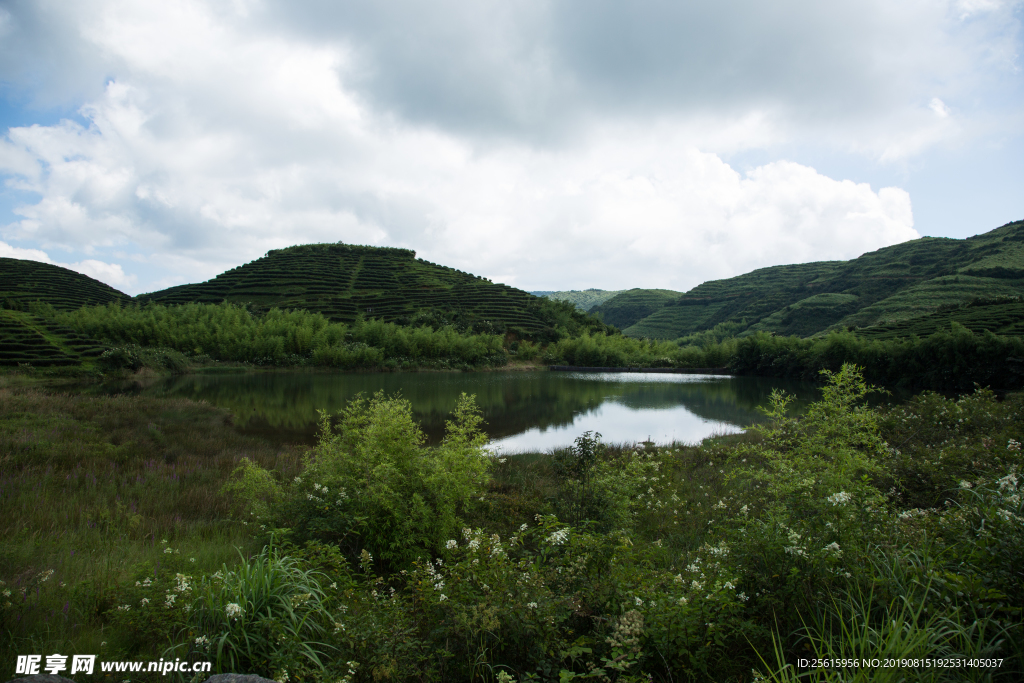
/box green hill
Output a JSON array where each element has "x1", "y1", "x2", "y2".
[
  {"x1": 139, "y1": 243, "x2": 607, "y2": 341},
  {"x1": 623, "y1": 219, "x2": 1024, "y2": 339},
  {"x1": 589, "y1": 288, "x2": 681, "y2": 330},
  {"x1": 0, "y1": 258, "x2": 133, "y2": 311},
  {"x1": 536, "y1": 289, "x2": 624, "y2": 312}
]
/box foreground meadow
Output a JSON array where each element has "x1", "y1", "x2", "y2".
[{"x1": 0, "y1": 366, "x2": 1021, "y2": 682}]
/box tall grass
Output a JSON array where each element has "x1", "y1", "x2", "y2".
[{"x1": 0, "y1": 380, "x2": 303, "y2": 661}]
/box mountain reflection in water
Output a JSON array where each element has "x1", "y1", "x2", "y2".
[{"x1": 115, "y1": 370, "x2": 821, "y2": 450}]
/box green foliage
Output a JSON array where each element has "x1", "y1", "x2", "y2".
[
  {"x1": 728, "y1": 327, "x2": 1024, "y2": 390},
  {"x1": 552, "y1": 431, "x2": 603, "y2": 526},
  {"x1": 52, "y1": 301, "x2": 509, "y2": 369},
  {"x1": 877, "y1": 388, "x2": 1024, "y2": 508},
  {"x1": 743, "y1": 365, "x2": 887, "y2": 513},
  {"x1": 544, "y1": 331, "x2": 733, "y2": 368},
  {"x1": 236, "y1": 392, "x2": 492, "y2": 570},
  {"x1": 223, "y1": 457, "x2": 283, "y2": 520},
  {"x1": 675, "y1": 320, "x2": 748, "y2": 346}
]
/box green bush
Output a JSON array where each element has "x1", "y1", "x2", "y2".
[
  {"x1": 98, "y1": 344, "x2": 145, "y2": 371},
  {"x1": 229, "y1": 392, "x2": 492, "y2": 571}
]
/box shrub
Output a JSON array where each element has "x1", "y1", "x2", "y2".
[{"x1": 230, "y1": 392, "x2": 492, "y2": 571}]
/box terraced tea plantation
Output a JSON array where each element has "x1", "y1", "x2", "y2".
[
  {"x1": 624, "y1": 261, "x2": 839, "y2": 338},
  {"x1": 0, "y1": 257, "x2": 132, "y2": 310},
  {"x1": 856, "y1": 300, "x2": 1024, "y2": 340},
  {"x1": 610, "y1": 219, "x2": 1024, "y2": 340},
  {"x1": 140, "y1": 243, "x2": 598, "y2": 339},
  {"x1": 0, "y1": 310, "x2": 108, "y2": 367}
]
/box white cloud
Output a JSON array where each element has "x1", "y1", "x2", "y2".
[
  {"x1": 65, "y1": 259, "x2": 136, "y2": 289},
  {"x1": 0, "y1": 240, "x2": 53, "y2": 263},
  {"x1": 929, "y1": 98, "x2": 952, "y2": 118}
]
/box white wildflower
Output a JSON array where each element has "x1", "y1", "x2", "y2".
[
  {"x1": 546, "y1": 529, "x2": 570, "y2": 545},
  {"x1": 827, "y1": 491, "x2": 851, "y2": 506}
]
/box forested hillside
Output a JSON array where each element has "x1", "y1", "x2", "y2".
[
  {"x1": 622, "y1": 219, "x2": 1024, "y2": 339},
  {"x1": 140, "y1": 243, "x2": 607, "y2": 341}
]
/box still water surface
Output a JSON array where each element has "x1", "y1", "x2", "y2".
[{"x1": 124, "y1": 370, "x2": 821, "y2": 451}]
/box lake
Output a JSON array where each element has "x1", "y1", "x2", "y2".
[{"x1": 111, "y1": 369, "x2": 821, "y2": 452}]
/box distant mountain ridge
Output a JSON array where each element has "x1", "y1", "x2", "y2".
[
  {"x1": 607, "y1": 219, "x2": 1024, "y2": 339},
  {"x1": 533, "y1": 289, "x2": 624, "y2": 312}
]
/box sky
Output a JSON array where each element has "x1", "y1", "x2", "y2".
[{"x1": 0, "y1": 0, "x2": 1022, "y2": 296}]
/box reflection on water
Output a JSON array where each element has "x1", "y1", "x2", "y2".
[{"x1": 111, "y1": 370, "x2": 821, "y2": 450}]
